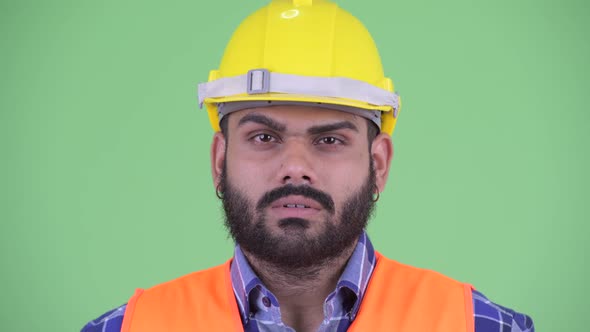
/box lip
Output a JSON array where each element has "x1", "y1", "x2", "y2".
[
  {"x1": 268, "y1": 195, "x2": 322, "y2": 218},
  {"x1": 270, "y1": 196, "x2": 322, "y2": 210}
]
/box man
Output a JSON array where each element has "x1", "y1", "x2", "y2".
[{"x1": 82, "y1": 0, "x2": 534, "y2": 331}]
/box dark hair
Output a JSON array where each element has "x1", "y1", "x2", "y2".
[{"x1": 219, "y1": 114, "x2": 380, "y2": 148}]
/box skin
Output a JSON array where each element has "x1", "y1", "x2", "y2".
[{"x1": 210, "y1": 105, "x2": 393, "y2": 332}]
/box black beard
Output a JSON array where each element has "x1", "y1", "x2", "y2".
[{"x1": 220, "y1": 162, "x2": 376, "y2": 272}]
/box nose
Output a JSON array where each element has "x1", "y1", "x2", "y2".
[{"x1": 276, "y1": 140, "x2": 316, "y2": 186}]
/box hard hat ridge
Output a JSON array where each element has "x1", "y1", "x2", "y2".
[{"x1": 292, "y1": 0, "x2": 314, "y2": 5}]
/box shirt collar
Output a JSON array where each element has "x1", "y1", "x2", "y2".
[
  {"x1": 229, "y1": 231, "x2": 377, "y2": 322},
  {"x1": 335, "y1": 231, "x2": 376, "y2": 319},
  {"x1": 229, "y1": 244, "x2": 264, "y2": 322}
]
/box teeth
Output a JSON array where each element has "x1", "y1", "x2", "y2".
[{"x1": 283, "y1": 204, "x2": 308, "y2": 208}]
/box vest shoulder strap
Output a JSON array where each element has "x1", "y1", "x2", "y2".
[
  {"x1": 349, "y1": 252, "x2": 474, "y2": 332},
  {"x1": 121, "y1": 260, "x2": 243, "y2": 332}
]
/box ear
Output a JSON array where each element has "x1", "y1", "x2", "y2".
[
  {"x1": 370, "y1": 133, "x2": 394, "y2": 193},
  {"x1": 211, "y1": 131, "x2": 226, "y2": 189}
]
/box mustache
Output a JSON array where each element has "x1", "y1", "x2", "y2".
[{"x1": 256, "y1": 185, "x2": 335, "y2": 215}]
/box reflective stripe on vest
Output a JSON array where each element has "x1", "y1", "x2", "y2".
[{"x1": 121, "y1": 252, "x2": 475, "y2": 332}]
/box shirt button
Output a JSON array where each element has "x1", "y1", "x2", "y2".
[{"x1": 262, "y1": 296, "x2": 271, "y2": 307}]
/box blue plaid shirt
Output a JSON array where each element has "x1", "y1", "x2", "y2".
[{"x1": 82, "y1": 233, "x2": 535, "y2": 331}]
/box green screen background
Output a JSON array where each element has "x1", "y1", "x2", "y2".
[{"x1": 2, "y1": 0, "x2": 588, "y2": 330}]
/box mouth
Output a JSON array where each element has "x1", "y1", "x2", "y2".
[
  {"x1": 270, "y1": 196, "x2": 322, "y2": 211},
  {"x1": 256, "y1": 185, "x2": 335, "y2": 215},
  {"x1": 268, "y1": 195, "x2": 322, "y2": 218}
]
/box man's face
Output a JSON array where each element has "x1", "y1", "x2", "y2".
[{"x1": 211, "y1": 106, "x2": 392, "y2": 270}]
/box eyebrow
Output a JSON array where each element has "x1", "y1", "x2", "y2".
[
  {"x1": 307, "y1": 121, "x2": 359, "y2": 135},
  {"x1": 238, "y1": 113, "x2": 286, "y2": 132}
]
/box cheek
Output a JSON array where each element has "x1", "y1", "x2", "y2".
[
  {"x1": 225, "y1": 155, "x2": 273, "y2": 199},
  {"x1": 319, "y1": 162, "x2": 369, "y2": 202}
]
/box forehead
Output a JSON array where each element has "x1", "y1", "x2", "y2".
[{"x1": 228, "y1": 105, "x2": 366, "y2": 131}]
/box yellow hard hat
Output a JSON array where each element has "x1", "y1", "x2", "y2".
[{"x1": 198, "y1": 0, "x2": 401, "y2": 135}]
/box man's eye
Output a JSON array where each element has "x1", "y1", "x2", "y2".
[
  {"x1": 318, "y1": 137, "x2": 340, "y2": 145},
  {"x1": 254, "y1": 133, "x2": 276, "y2": 143}
]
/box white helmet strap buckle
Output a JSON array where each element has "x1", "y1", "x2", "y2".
[{"x1": 247, "y1": 69, "x2": 271, "y2": 94}]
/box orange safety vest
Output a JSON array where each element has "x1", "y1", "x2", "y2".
[{"x1": 121, "y1": 252, "x2": 475, "y2": 332}]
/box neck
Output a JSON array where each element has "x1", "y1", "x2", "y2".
[{"x1": 242, "y1": 240, "x2": 357, "y2": 332}]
